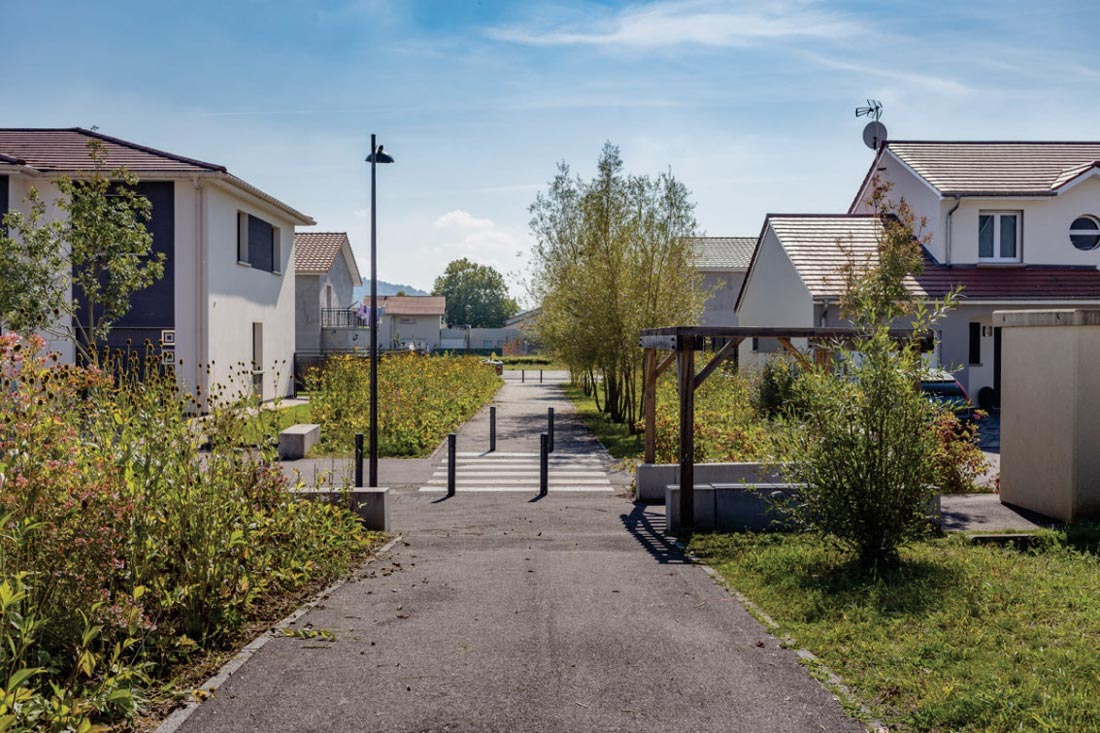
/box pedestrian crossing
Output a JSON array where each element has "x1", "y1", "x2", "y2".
[{"x1": 420, "y1": 452, "x2": 614, "y2": 493}]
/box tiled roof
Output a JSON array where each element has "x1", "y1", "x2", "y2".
[
  {"x1": 0, "y1": 127, "x2": 314, "y2": 224},
  {"x1": 373, "y1": 295, "x2": 446, "y2": 316},
  {"x1": 0, "y1": 128, "x2": 225, "y2": 173},
  {"x1": 885, "y1": 141, "x2": 1100, "y2": 195},
  {"x1": 687, "y1": 236, "x2": 756, "y2": 270},
  {"x1": 758, "y1": 214, "x2": 1100, "y2": 302},
  {"x1": 295, "y1": 232, "x2": 350, "y2": 273}
]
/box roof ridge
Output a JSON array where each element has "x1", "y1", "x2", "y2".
[
  {"x1": 72, "y1": 127, "x2": 226, "y2": 172},
  {"x1": 888, "y1": 140, "x2": 1100, "y2": 145}
]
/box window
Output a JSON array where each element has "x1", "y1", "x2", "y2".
[
  {"x1": 978, "y1": 212, "x2": 1021, "y2": 261},
  {"x1": 969, "y1": 322, "x2": 981, "y2": 365},
  {"x1": 237, "y1": 212, "x2": 249, "y2": 264},
  {"x1": 238, "y1": 213, "x2": 278, "y2": 273},
  {"x1": 0, "y1": 176, "x2": 9, "y2": 229},
  {"x1": 1070, "y1": 216, "x2": 1100, "y2": 251}
]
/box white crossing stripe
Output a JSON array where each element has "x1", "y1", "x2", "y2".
[{"x1": 424, "y1": 451, "x2": 614, "y2": 493}]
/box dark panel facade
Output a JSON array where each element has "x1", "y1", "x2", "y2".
[
  {"x1": 75, "y1": 181, "x2": 175, "y2": 356},
  {"x1": 248, "y1": 214, "x2": 275, "y2": 272}
]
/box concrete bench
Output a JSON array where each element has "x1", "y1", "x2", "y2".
[
  {"x1": 290, "y1": 487, "x2": 390, "y2": 531},
  {"x1": 278, "y1": 423, "x2": 320, "y2": 460},
  {"x1": 665, "y1": 483, "x2": 801, "y2": 532}
]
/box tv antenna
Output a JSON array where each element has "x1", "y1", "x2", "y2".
[{"x1": 855, "y1": 99, "x2": 887, "y2": 149}]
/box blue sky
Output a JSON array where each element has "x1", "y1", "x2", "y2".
[{"x1": 6, "y1": 1, "x2": 1099, "y2": 303}]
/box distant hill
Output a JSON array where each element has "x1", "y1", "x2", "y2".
[{"x1": 352, "y1": 281, "x2": 429, "y2": 301}]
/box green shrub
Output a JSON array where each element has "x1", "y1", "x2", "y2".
[
  {"x1": 752, "y1": 357, "x2": 804, "y2": 419},
  {"x1": 306, "y1": 353, "x2": 500, "y2": 456},
  {"x1": 0, "y1": 334, "x2": 375, "y2": 730}
]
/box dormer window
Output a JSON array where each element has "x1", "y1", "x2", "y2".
[
  {"x1": 1070, "y1": 216, "x2": 1100, "y2": 251},
  {"x1": 979, "y1": 212, "x2": 1021, "y2": 262}
]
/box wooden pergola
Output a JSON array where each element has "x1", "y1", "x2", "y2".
[{"x1": 640, "y1": 326, "x2": 930, "y2": 530}]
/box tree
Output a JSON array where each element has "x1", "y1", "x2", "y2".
[
  {"x1": 783, "y1": 178, "x2": 961, "y2": 569},
  {"x1": 59, "y1": 140, "x2": 164, "y2": 360},
  {"x1": 0, "y1": 139, "x2": 163, "y2": 361},
  {"x1": 529, "y1": 142, "x2": 703, "y2": 426},
  {"x1": 432, "y1": 258, "x2": 519, "y2": 328},
  {"x1": 0, "y1": 189, "x2": 68, "y2": 335}
]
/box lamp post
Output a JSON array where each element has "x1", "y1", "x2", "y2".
[{"x1": 365, "y1": 134, "x2": 394, "y2": 487}]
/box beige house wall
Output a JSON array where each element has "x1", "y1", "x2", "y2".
[{"x1": 995, "y1": 309, "x2": 1100, "y2": 522}]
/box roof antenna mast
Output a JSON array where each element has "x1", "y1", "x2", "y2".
[{"x1": 855, "y1": 99, "x2": 888, "y2": 149}]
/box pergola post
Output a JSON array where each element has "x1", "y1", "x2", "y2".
[
  {"x1": 676, "y1": 336, "x2": 695, "y2": 531},
  {"x1": 643, "y1": 348, "x2": 657, "y2": 464}
]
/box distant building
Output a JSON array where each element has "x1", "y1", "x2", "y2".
[
  {"x1": 294, "y1": 232, "x2": 362, "y2": 353},
  {"x1": 0, "y1": 127, "x2": 314, "y2": 402},
  {"x1": 687, "y1": 237, "x2": 755, "y2": 326},
  {"x1": 374, "y1": 295, "x2": 446, "y2": 352}
]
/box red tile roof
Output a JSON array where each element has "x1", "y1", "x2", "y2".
[
  {"x1": 754, "y1": 214, "x2": 1100, "y2": 303},
  {"x1": 884, "y1": 141, "x2": 1100, "y2": 195},
  {"x1": 372, "y1": 295, "x2": 446, "y2": 316},
  {"x1": 0, "y1": 127, "x2": 314, "y2": 225},
  {"x1": 0, "y1": 128, "x2": 225, "y2": 173},
  {"x1": 295, "y1": 232, "x2": 351, "y2": 273}
]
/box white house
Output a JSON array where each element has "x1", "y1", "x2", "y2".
[
  {"x1": 0, "y1": 127, "x2": 315, "y2": 402},
  {"x1": 688, "y1": 236, "x2": 754, "y2": 326},
  {"x1": 374, "y1": 295, "x2": 446, "y2": 352},
  {"x1": 736, "y1": 140, "x2": 1100, "y2": 407},
  {"x1": 294, "y1": 232, "x2": 363, "y2": 354}
]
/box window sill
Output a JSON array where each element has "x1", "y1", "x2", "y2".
[
  {"x1": 976, "y1": 261, "x2": 1024, "y2": 267},
  {"x1": 237, "y1": 261, "x2": 252, "y2": 268}
]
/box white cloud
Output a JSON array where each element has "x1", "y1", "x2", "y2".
[
  {"x1": 488, "y1": 0, "x2": 862, "y2": 48},
  {"x1": 801, "y1": 52, "x2": 973, "y2": 96}
]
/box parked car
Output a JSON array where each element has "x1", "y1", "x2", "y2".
[{"x1": 920, "y1": 370, "x2": 978, "y2": 423}]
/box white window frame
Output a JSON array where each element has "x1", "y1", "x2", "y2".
[
  {"x1": 978, "y1": 211, "x2": 1022, "y2": 263},
  {"x1": 1070, "y1": 215, "x2": 1100, "y2": 251},
  {"x1": 237, "y1": 211, "x2": 250, "y2": 266}
]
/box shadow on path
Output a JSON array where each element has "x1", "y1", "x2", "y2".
[{"x1": 620, "y1": 503, "x2": 689, "y2": 565}]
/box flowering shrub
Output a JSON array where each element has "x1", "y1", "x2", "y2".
[
  {"x1": 929, "y1": 411, "x2": 991, "y2": 493},
  {"x1": 307, "y1": 353, "x2": 501, "y2": 456},
  {"x1": 648, "y1": 370, "x2": 792, "y2": 464},
  {"x1": 0, "y1": 334, "x2": 375, "y2": 731}
]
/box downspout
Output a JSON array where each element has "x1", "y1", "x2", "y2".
[
  {"x1": 193, "y1": 177, "x2": 208, "y2": 409},
  {"x1": 944, "y1": 195, "x2": 961, "y2": 267}
]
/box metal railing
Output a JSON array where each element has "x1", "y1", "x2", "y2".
[{"x1": 321, "y1": 308, "x2": 369, "y2": 328}]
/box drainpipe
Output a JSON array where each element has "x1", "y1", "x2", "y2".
[
  {"x1": 819, "y1": 300, "x2": 830, "y2": 328},
  {"x1": 944, "y1": 195, "x2": 961, "y2": 267},
  {"x1": 193, "y1": 177, "x2": 208, "y2": 408}
]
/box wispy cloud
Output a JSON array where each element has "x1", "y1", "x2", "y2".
[
  {"x1": 488, "y1": 0, "x2": 862, "y2": 48},
  {"x1": 801, "y1": 52, "x2": 973, "y2": 96}
]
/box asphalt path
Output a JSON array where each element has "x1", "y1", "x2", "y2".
[{"x1": 176, "y1": 376, "x2": 860, "y2": 733}]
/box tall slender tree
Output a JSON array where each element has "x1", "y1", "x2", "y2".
[{"x1": 529, "y1": 143, "x2": 703, "y2": 426}]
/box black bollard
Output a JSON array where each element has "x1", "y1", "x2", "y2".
[
  {"x1": 490, "y1": 406, "x2": 497, "y2": 453},
  {"x1": 539, "y1": 433, "x2": 548, "y2": 496},
  {"x1": 548, "y1": 407, "x2": 555, "y2": 453},
  {"x1": 354, "y1": 433, "x2": 364, "y2": 487},
  {"x1": 522, "y1": 369, "x2": 525, "y2": 383},
  {"x1": 540, "y1": 369, "x2": 543, "y2": 383},
  {"x1": 447, "y1": 433, "x2": 457, "y2": 497}
]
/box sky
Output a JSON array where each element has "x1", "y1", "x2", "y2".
[{"x1": 5, "y1": 0, "x2": 1100, "y2": 305}]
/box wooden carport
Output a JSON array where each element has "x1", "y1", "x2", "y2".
[{"x1": 639, "y1": 326, "x2": 929, "y2": 530}]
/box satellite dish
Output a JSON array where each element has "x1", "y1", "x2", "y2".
[{"x1": 863, "y1": 121, "x2": 888, "y2": 150}]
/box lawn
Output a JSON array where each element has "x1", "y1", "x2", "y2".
[
  {"x1": 561, "y1": 382, "x2": 642, "y2": 459},
  {"x1": 689, "y1": 530, "x2": 1100, "y2": 732}
]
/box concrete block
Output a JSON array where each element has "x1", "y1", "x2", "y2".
[
  {"x1": 636, "y1": 462, "x2": 784, "y2": 503},
  {"x1": 290, "y1": 487, "x2": 390, "y2": 531},
  {"x1": 278, "y1": 423, "x2": 320, "y2": 460},
  {"x1": 665, "y1": 484, "x2": 717, "y2": 531}
]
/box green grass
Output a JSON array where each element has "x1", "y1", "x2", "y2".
[
  {"x1": 689, "y1": 530, "x2": 1100, "y2": 732},
  {"x1": 561, "y1": 382, "x2": 642, "y2": 459}
]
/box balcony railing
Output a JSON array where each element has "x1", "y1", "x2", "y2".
[{"x1": 322, "y1": 308, "x2": 369, "y2": 328}]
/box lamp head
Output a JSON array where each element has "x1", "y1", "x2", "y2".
[{"x1": 366, "y1": 144, "x2": 395, "y2": 164}]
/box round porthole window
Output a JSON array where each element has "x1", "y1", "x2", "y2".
[{"x1": 1070, "y1": 216, "x2": 1100, "y2": 251}]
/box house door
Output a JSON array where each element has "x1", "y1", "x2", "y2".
[{"x1": 993, "y1": 326, "x2": 1002, "y2": 408}]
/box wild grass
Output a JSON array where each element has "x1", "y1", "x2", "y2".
[
  {"x1": 0, "y1": 334, "x2": 380, "y2": 731},
  {"x1": 689, "y1": 530, "x2": 1100, "y2": 732}
]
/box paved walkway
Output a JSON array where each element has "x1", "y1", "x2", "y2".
[{"x1": 176, "y1": 376, "x2": 860, "y2": 733}]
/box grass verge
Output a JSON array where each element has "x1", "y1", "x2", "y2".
[
  {"x1": 561, "y1": 382, "x2": 642, "y2": 460},
  {"x1": 689, "y1": 529, "x2": 1100, "y2": 733}
]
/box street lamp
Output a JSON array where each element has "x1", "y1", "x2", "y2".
[{"x1": 365, "y1": 134, "x2": 395, "y2": 487}]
